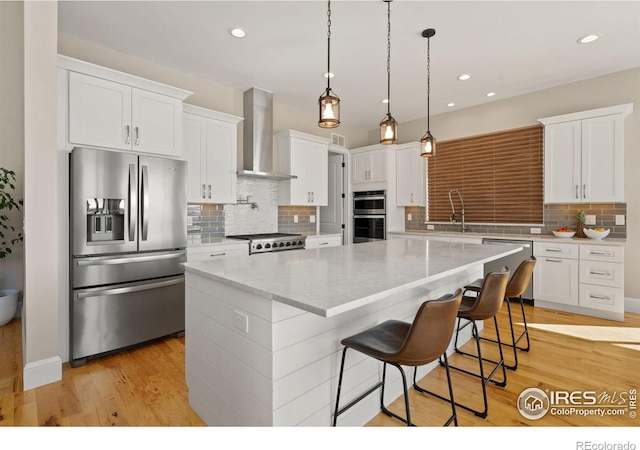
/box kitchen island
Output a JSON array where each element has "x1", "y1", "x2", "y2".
[{"x1": 182, "y1": 238, "x2": 522, "y2": 426}]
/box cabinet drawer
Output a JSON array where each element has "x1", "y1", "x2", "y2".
[
  {"x1": 305, "y1": 235, "x2": 342, "y2": 249},
  {"x1": 533, "y1": 242, "x2": 578, "y2": 259},
  {"x1": 579, "y1": 244, "x2": 624, "y2": 263},
  {"x1": 579, "y1": 284, "x2": 624, "y2": 312},
  {"x1": 579, "y1": 260, "x2": 623, "y2": 288},
  {"x1": 187, "y1": 244, "x2": 248, "y2": 261}
]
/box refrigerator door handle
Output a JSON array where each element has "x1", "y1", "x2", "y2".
[
  {"x1": 76, "y1": 276, "x2": 183, "y2": 299},
  {"x1": 141, "y1": 164, "x2": 149, "y2": 241},
  {"x1": 75, "y1": 250, "x2": 185, "y2": 267},
  {"x1": 128, "y1": 164, "x2": 137, "y2": 242}
]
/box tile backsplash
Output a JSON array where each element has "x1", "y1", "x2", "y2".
[
  {"x1": 188, "y1": 178, "x2": 318, "y2": 244},
  {"x1": 405, "y1": 203, "x2": 626, "y2": 238}
]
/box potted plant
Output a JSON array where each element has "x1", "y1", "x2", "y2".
[
  {"x1": 576, "y1": 209, "x2": 587, "y2": 238},
  {"x1": 0, "y1": 168, "x2": 23, "y2": 326}
]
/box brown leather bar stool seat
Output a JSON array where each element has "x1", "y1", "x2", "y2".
[
  {"x1": 332, "y1": 289, "x2": 463, "y2": 427},
  {"x1": 417, "y1": 268, "x2": 510, "y2": 419},
  {"x1": 463, "y1": 256, "x2": 536, "y2": 370}
]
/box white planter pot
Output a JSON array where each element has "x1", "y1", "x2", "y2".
[{"x1": 0, "y1": 289, "x2": 19, "y2": 327}]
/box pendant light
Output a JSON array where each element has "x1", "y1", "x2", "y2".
[
  {"x1": 420, "y1": 28, "x2": 436, "y2": 157},
  {"x1": 379, "y1": 0, "x2": 397, "y2": 145},
  {"x1": 318, "y1": 0, "x2": 340, "y2": 128}
]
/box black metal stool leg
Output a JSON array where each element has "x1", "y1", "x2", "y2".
[
  {"x1": 332, "y1": 347, "x2": 348, "y2": 426},
  {"x1": 380, "y1": 362, "x2": 414, "y2": 426}
]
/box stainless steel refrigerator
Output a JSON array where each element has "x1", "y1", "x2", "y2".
[{"x1": 69, "y1": 147, "x2": 187, "y2": 367}]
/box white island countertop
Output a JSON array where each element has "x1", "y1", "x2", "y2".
[{"x1": 182, "y1": 239, "x2": 523, "y2": 317}]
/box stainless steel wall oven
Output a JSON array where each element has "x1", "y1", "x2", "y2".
[{"x1": 353, "y1": 190, "x2": 386, "y2": 243}]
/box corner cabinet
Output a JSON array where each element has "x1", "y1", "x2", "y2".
[
  {"x1": 183, "y1": 104, "x2": 243, "y2": 204},
  {"x1": 351, "y1": 147, "x2": 387, "y2": 185},
  {"x1": 276, "y1": 130, "x2": 330, "y2": 206},
  {"x1": 538, "y1": 103, "x2": 632, "y2": 203},
  {"x1": 395, "y1": 143, "x2": 424, "y2": 206},
  {"x1": 60, "y1": 56, "x2": 192, "y2": 157}
]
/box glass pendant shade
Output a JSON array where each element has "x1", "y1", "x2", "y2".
[
  {"x1": 420, "y1": 131, "x2": 436, "y2": 157},
  {"x1": 318, "y1": 88, "x2": 340, "y2": 128},
  {"x1": 379, "y1": 113, "x2": 398, "y2": 145}
]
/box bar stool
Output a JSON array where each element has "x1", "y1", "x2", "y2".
[
  {"x1": 332, "y1": 289, "x2": 463, "y2": 427},
  {"x1": 462, "y1": 256, "x2": 536, "y2": 370},
  {"x1": 416, "y1": 268, "x2": 509, "y2": 419}
]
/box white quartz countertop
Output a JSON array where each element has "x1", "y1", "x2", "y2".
[
  {"x1": 388, "y1": 230, "x2": 626, "y2": 246},
  {"x1": 183, "y1": 239, "x2": 523, "y2": 317}
]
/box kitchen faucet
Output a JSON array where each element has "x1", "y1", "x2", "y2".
[{"x1": 448, "y1": 190, "x2": 470, "y2": 232}]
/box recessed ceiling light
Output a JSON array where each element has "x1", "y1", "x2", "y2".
[
  {"x1": 447, "y1": 102, "x2": 455, "y2": 107},
  {"x1": 381, "y1": 98, "x2": 389, "y2": 104},
  {"x1": 486, "y1": 92, "x2": 496, "y2": 97},
  {"x1": 229, "y1": 27, "x2": 247, "y2": 38},
  {"x1": 324, "y1": 72, "x2": 335, "y2": 79},
  {"x1": 578, "y1": 34, "x2": 599, "y2": 44},
  {"x1": 457, "y1": 74, "x2": 471, "y2": 81}
]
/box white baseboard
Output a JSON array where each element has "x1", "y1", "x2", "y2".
[
  {"x1": 23, "y1": 355, "x2": 62, "y2": 391},
  {"x1": 625, "y1": 297, "x2": 640, "y2": 314}
]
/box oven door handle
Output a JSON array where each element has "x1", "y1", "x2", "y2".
[
  {"x1": 354, "y1": 215, "x2": 386, "y2": 219},
  {"x1": 354, "y1": 196, "x2": 386, "y2": 201}
]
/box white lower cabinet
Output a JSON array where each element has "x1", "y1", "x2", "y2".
[
  {"x1": 534, "y1": 241, "x2": 624, "y2": 321},
  {"x1": 187, "y1": 242, "x2": 249, "y2": 262},
  {"x1": 305, "y1": 234, "x2": 342, "y2": 249}
]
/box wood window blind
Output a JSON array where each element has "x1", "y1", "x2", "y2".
[{"x1": 427, "y1": 124, "x2": 543, "y2": 224}]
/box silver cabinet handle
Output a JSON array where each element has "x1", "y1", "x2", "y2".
[
  {"x1": 77, "y1": 277, "x2": 183, "y2": 299},
  {"x1": 583, "y1": 184, "x2": 587, "y2": 198},
  {"x1": 210, "y1": 253, "x2": 226, "y2": 257},
  {"x1": 202, "y1": 184, "x2": 206, "y2": 199},
  {"x1": 128, "y1": 164, "x2": 137, "y2": 242},
  {"x1": 589, "y1": 250, "x2": 612, "y2": 256},
  {"x1": 135, "y1": 126, "x2": 140, "y2": 146},
  {"x1": 311, "y1": 192, "x2": 314, "y2": 202},
  {"x1": 589, "y1": 270, "x2": 611, "y2": 276},
  {"x1": 411, "y1": 193, "x2": 414, "y2": 203},
  {"x1": 545, "y1": 258, "x2": 563, "y2": 263},
  {"x1": 576, "y1": 185, "x2": 579, "y2": 199},
  {"x1": 545, "y1": 248, "x2": 563, "y2": 253},
  {"x1": 319, "y1": 242, "x2": 329, "y2": 246},
  {"x1": 589, "y1": 294, "x2": 611, "y2": 301},
  {"x1": 126, "y1": 125, "x2": 131, "y2": 144},
  {"x1": 208, "y1": 184, "x2": 212, "y2": 199},
  {"x1": 141, "y1": 165, "x2": 149, "y2": 241},
  {"x1": 308, "y1": 192, "x2": 311, "y2": 203}
]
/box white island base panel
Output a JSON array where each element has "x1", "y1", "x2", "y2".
[{"x1": 185, "y1": 266, "x2": 483, "y2": 427}]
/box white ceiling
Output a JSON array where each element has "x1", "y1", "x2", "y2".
[{"x1": 58, "y1": 0, "x2": 640, "y2": 132}]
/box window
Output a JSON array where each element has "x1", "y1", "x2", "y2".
[{"x1": 427, "y1": 124, "x2": 543, "y2": 224}]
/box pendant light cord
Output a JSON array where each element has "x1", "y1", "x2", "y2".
[
  {"x1": 327, "y1": 0, "x2": 332, "y2": 92},
  {"x1": 386, "y1": 0, "x2": 391, "y2": 115},
  {"x1": 427, "y1": 33, "x2": 431, "y2": 131}
]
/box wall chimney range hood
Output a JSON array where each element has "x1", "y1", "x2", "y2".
[{"x1": 238, "y1": 87, "x2": 296, "y2": 180}]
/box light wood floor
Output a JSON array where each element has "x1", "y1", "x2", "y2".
[{"x1": 1, "y1": 304, "x2": 639, "y2": 427}]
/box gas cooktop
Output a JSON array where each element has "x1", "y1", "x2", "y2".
[{"x1": 226, "y1": 233, "x2": 305, "y2": 254}]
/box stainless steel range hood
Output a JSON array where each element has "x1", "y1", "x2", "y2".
[{"x1": 238, "y1": 87, "x2": 296, "y2": 180}]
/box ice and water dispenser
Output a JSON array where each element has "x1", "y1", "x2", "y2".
[{"x1": 86, "y1": 198, "x2": 126, "y2": 243}]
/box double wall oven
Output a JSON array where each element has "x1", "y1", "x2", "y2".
[{"x1": 353, "y1": 190, "x2": 386, "y2": 243}]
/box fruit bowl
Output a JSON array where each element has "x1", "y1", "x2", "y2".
[
  {"x1": 584, "y1": 228, "x2": 610, "y2": 240},
  {"x1": 552, "y1": 230, "x2": 576, "y2": 238}
]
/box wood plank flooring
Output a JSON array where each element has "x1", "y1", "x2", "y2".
[{"x1": 1, "y1": 304, "x2": 639, "y2": 428}]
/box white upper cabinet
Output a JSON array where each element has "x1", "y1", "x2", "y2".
[
  {"x1": 61, "y1": 55, "x2": 192, "y2": 157},
  {"x1": 276, "y1": 130, "x2": 330, "y2": 206},
  {"x1": 395, "y1": 143, "x2": 424, "y2": 206},
  {"x1": 351, "y1": 148, "x2": 387, "y2": 185},
  {"x1": 183, "y1": 105, "x2": 243, "y2": 204},
  {"x1": 539, "y1": 103, "x2": 632, "y2": 203}
]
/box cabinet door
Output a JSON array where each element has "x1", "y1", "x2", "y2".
[
  {"x1": 183, "y1": 113, "x2": 207, "y2": 203},
  {"x1": 533, "y1": 257, "x2": 579, "y2": 305},
  {"x1": 544, "y1": 120, "x2": 581, "y2": 203},
  {"x1": 396, "y1": 147, "x2": 424, "y2": 206},
  {"x1": 306, "y1": 141, "x2": 329, "y2": 205},
  {"x1": 581, "y1": 115, "x2": 624, "y2": 202},
  {"x1": 368, "y1": 149, "x2": 387, "y2": 183},
  {"x1": 131, "y1": 88, "x2": 183, "y2": 156},
  {"x1": 351, "y1": 152, "x2": 370, "y2": 184},
  {"x1": 205, "y1": 119, "x2": 237, "y2": 204},
  {"x1": 69, "y1": 72, "x2": 132, "y2": 151}
]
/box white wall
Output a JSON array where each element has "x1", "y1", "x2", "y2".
[
  {"x1": 23, "y1": 1, "x2": 61, "y2": 389},
  {"x1": 0, "y1": 1, "x2": 24, "y2": 302},
  {"x1": 369, "y1": 68, "x2": 640, "y2": 299}
]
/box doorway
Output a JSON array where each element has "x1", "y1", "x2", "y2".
[{"x1": 320, "y1": 152, "x2": 347, "y2": 244}]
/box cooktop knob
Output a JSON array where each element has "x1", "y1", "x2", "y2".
[
  {"x1": 298, "y1": 240, "x2": 303, "y2": 245},
  {"x1": 286, "y1": 242, "x2": 291, "y2": 247},
  {"x1": 279, "y1": 242, "x2": 285, "y2": 247},
  {"x1": 265, "y1": 243, "x2": 271, "y2": 249},
  {"x1": 256, "y1": 244, "x2": 263, "y2": 250}
]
